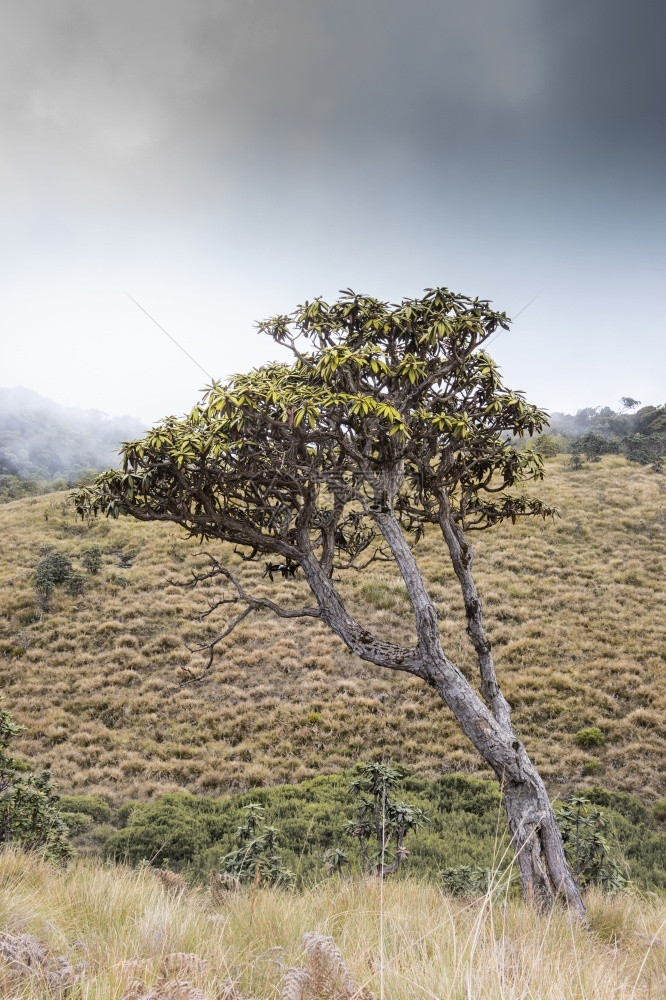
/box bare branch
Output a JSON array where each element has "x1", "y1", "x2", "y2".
[{"x1": 177, "y1": 555, "x2": 321, "y2": 685}]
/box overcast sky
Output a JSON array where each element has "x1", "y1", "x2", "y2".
[{"x1": 2, "y1": 0, "x2": 664, "y2": 424}]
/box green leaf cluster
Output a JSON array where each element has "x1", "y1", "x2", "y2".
[
  {"x1": 341, "y1": 762, "x2": 429, "y2": 877},
  {"x1": 218, "y1": 803, "x2": 294, "y2": 887},
  {"x1": 555, "y1": 795, "x2": 628, "y2": 891}
]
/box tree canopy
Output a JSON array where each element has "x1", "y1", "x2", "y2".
[{"x1": 76, "y1": 288, "x2": 553, "y2": 557}]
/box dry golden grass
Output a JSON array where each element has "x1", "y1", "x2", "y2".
[
  {"x1": 0, "y1": 456, "x2": 664, "y2": 802},
  {"x1": 0, "y1": 846, "x2": 664, "y2": 998}
]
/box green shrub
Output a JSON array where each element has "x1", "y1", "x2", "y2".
[
  {"x1": 575, "y1": 726, "x2": 605, "y2": 749},
  {"x1": 0, "y1": 704, "x2": 72, "y2": 861},
  {"x1": 652, "y1": 798, "x2": 666, "y2": 823},
  {"x1": 622, "y1": 432, "x2": 666, "y2": 467},
  {"x1": 96, "y1": 773, "x2": 666, "y2": 891},
  {"x1": 440, "y1": 865, "x2": 491, "y2": 897},
  {"x1": 61, "y1": 811, "x2": 94, "y2": 836},
  {"x1": 218, "y1": 803, "x2": 294, "y2": 887},
  {"x1": 530, "y1": 435, "x2": 562, "y2": 458},
  {"x1": 81, "y1": 546, "x2": 102, "y2": 575},
  {"x1": 58, "y1": 794, "x2": 111, "y2": 824},
  {"x1": 555, "y1": 795, "x2": 627, "y2": 891},
  {"x1": 115, "y1": 801, "x2": 144, "y2": 827},
  {"x1": 337, "y1": 762, "x2": 429, "y2": 877},
  {"x1": 34, "y1": 550, "x2": 85, "y2": 608},
  {"x1": 574, "y1": 432, "x2": 620, "y2": 460},
  {"x1": 583, "y1": 787, "x2": 649, "y2": 826},
  {"x1": 104, "y1": 795, "x2": 209, "y2": 866}
]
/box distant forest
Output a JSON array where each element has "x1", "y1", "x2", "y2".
[{"x1": 538, "y1": 401, "x2": 665, "y2": 468}]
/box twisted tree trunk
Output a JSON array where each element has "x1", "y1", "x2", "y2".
[{"x1": 298, "y1": 509, "x2": 586, "y2": 916}]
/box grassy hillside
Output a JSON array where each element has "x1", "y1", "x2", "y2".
[
  {"x1": 1, "y1": 847, "x2": 664, "y2": 999},
  {"x1": 0, "y1": 456, "x2": 664, "y2": 803}
]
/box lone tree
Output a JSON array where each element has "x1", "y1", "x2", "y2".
[{"x1": 75, "y1": 287, "x2": 585, "y2": 914}]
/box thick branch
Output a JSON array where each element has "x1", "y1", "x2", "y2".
[{"x1": 295, "y1": 528, "x2": 425, "y2": 677}]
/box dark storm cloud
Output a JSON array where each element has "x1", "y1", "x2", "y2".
[{"x1": 3, "y1": 0, "x2": 664, "y2": 196}]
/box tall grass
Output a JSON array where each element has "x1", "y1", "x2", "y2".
[{"x1": 0, "y1": 848, "x2": 664, "y2": 998}]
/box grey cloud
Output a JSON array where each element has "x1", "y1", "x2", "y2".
[{"x1": 4, "y1": 0, "x2": 664, "y2": 196}]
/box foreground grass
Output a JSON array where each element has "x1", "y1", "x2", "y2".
[{"x1": 0, "y1": 848, "x2": 664, "y2": 999}]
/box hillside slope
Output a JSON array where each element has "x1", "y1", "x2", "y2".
[{"x1": 0, "y1": 456, "x2": 664, "y2": 802}]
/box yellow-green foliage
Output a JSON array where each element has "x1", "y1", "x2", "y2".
[
  {"x1": 0, "y1": 456, "x2": 664, "y2": 803},
  {"x1": 0, "y1": 846, "x2": 664, "y2": 998}
]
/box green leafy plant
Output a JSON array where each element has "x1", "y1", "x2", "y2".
[
  {"x1": 104, "y1": 794, "x2": 209, "y2": 867},
  {"x1": 653, "y1": 798, "x2": 666, "y2": 823},
  {"x1": 340, "y1": 762, "x2": 429, "y2": 878},
  {"x1": 567, "y1": 449, "x2": 584, "y2": 471},
  {"x1": 0, "y1": 704, "x2": 72, "y2": 861},
  {"x1": 323, "y1": 847, "x2": 351, "y2": 875},
  {"x1": 529, "y1": 434, "x2": 561, "y2": 458},
  {"x1": 556, "y1": 795, "x2": 627, "y2": 891},
  {"x1": 218, "y1": 803, "x2": 294, "y2": 887},
  {"x1": 440, "y1": 864, "x2": 491, "y2": 897},
  {"x1": 575, "y1": 726, "x2": 605, "y2": 749},
  {"x1": 81, "y1": 545, "x2": 102, "y2": 574},
  {"x1": 575, "y1": 432, "x2": 619, "y2": 461},
  {"x1": 34, "y1": 549, "x2": 84, "y2": 609}
]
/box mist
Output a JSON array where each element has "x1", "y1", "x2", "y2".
[{"x1": 0, "y1": 387, "x2": 143, "y2": 480}]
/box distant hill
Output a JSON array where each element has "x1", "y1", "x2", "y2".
[
  {"x1": 0, "y1": 455, "x2": 663, "y2": 807},
  {"x1": 0, "y1": 387, "x2": 144, "y2": 482}
]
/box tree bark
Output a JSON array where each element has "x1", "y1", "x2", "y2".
[
  {"x1": 295, "y1": 506, "x2": 585, "y2": 914},
  {"x1": 374, "y1": 508, "x2": 586, "y2": 915}
]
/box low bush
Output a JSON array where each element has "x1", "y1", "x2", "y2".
[
  {"x1": 440, "y1": 864, "x2": 491, "y2": 896},
  {"x1": 33, "y1": 550, "x2": 85, "y2": 609},
  {"x1": 217, "y1": 802, "x2": 294, "y2": 887},
  {"x1": 81, "y1": 546, "x2": 102, "y2": 574},
  {"x1": 61, "y1": 811, "x2": 94, "y2": 836},
  {"x1": 86, "y1": 771, "x2": 666, "y2": 891},
  {"x1": 58, "y1": 794, "x2": 111, "y2": 824},
  {"x1": 575, "y1": 726, "x2": 605, "y2": 749},
  {"x1": 555, "y1": 795, "x2": 627, "y2": 891},
  {"x1": 104, "y1": 794, "x2": 209, "y2": 867}
]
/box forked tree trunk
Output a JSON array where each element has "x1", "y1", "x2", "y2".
[
  {"x1": 417, "y1": 620, "x2": 586, "y2": 915},
  {"x1": 299, "y1": 507, "x2": 586, "y2": 916},
  {"x1": 436, "y1": 506, "x2": 586, "y2": 913}
]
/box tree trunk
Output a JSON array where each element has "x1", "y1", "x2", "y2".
[
  {"x1": 374, "y1": 507, "x2": 587, "y2": 916},
  {"x1": 502, "y1": 767, "x2": 585, "y2": 912},
  {"x1": 424, "y1": 654, "x2": 586, "y2": 915},
  {"x1": 297, "y1": 509, "x2": 586, "y2": 915}
]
